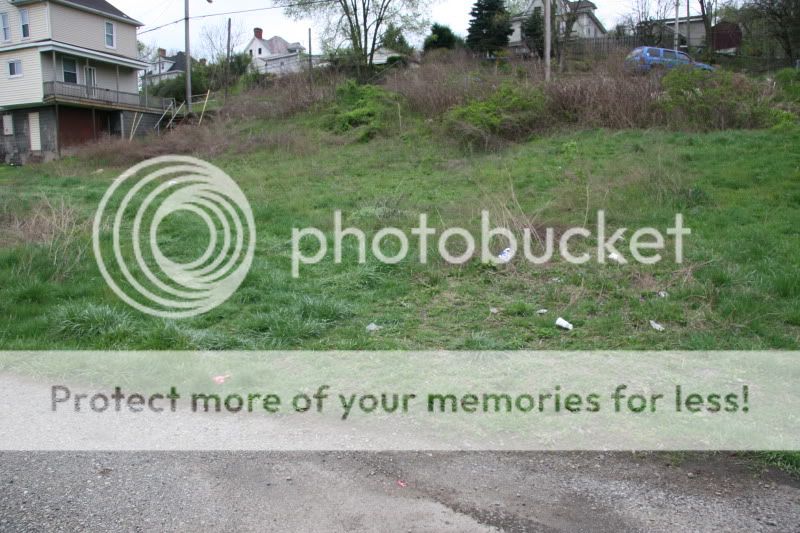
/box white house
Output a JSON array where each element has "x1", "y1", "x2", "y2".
[
  {"x1": 509, "y1": 0, "x2": 607, "y2": 55},
  {"x1": 244, "y1": 27, "x2": 306, "y2": 76},
  {"x1": 650, "y1": 15, "x2": 707, "y2": 49},
  {"x1": 143, "y1": 48, "x2": 185, "y2": 86},
  {"x1": 0, "y1": 0, "x2": 168, "y2": 163}
]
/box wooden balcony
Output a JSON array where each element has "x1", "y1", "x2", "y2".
[{"x1": 42, "y1": 81, "x2": 171, "y2": 113}]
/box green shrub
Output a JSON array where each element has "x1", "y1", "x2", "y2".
[
  {"x1": 445, "y1": 82, "x2": 547, "y2": 148},
  {"x1": 660, "y1": 67, "x2": 777, "y2": 130},
  {"x1": 775, "y1": 68, "x2": 800, "y2": 103},
  {"x1": 323, "y1": 81, "x2": 401, "y2": 141}
]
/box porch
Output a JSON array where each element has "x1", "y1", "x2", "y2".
[{"x1": 42, "y1": 81, "x2": 171, "y2": 113}]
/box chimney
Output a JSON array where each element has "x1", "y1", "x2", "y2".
[
  {"x1": 254, "y1": 27, "x2": 263, "y2": 40},
  {"x1": 158, "y1": 48, "x2": 166, "y2": 58}
]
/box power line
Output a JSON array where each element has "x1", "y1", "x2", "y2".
[{"x1": 138, "y1": 0, "x2": 336, "y2": 36}]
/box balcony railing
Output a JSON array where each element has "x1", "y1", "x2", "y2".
[{"x1": 43, "y1": 81, "x2": 171, "y2": 111}]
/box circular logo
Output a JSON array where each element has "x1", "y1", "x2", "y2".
[{"x1": 92, "y1": 156, "x2": 256, "y2": 318}]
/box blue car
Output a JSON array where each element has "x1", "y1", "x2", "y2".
[{"x1": 625, "y1": 47, "x2": 715, "y2": 73}]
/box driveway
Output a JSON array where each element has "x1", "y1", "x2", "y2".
[{"x1": 1, "y1": 451, "x2": 798, "y2": 532}]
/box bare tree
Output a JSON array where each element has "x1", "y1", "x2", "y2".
[
  {"x1": 200, "y1": 19, "x2": 247, "y2": 62},
  {"x1": 748, "y1": 0, "x2": 799, "y2": 59},
  {"x1": 273, "y1": 0, "x2": 433, "y2": 66},
  {"x1": 697, "y1": 0, "x2": 718, "y2": 49}
]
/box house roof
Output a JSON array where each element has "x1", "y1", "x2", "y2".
[
  {"x1": 247, "y1": 35, "x2": 306, "y2": 56},
  {"x1": 147, "y1": 52, "x2": 186, "y2": 75},
  {"x1": 164, "y1": 52, "x2": 186, "y2": 73},
  {"x1": 11, "y1": 0, "x2": 143, "y2": 25},
  {"x1": 264, "y1": 36, "x2": 305, "y2": 54},
  {"x1": 651, "y1": 15, "x2": 706, "y2": 25},
  {"x1": 567, "y1": 1, "x2": 597, "y2": 11}
]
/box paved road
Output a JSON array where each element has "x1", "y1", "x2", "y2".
[{"x1": 1, "y1": 451, "x2": 798, "y2": 532}]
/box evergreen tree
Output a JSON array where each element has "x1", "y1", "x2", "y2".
[
  {"x1": 382, "y1": 23, "x2": 413, "y2": 55},
  {"x1": 521, "y1": 6, "x2": 544, "y2": 58},
  {"x1": 466, "y1": 0, "x2": 513, "y2": 56},
  {"x1": 423, "y1": 23, "x2": 461, "y2": 51}
]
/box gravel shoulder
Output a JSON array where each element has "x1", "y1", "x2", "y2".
[{"x1": 1, "y1": 451, "x2": 798, "y2": 532}]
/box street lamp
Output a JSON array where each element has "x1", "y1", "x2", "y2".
[{"x1": 186, "y1": 0, "x2": 213, "y2": 114}]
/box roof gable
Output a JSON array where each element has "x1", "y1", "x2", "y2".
[
  {"x1": 30, "y1": 0, "x2": 143, "y2": 26},
  {"x1": 245, "y1": 35, "x2": 305, "y2": 56}
]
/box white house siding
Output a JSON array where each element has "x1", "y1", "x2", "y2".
[
  {"x1": 94, "y1": 62, "x2": 137, "y2": 93},
  {"x1": 0, "y1": 0, "x2": 50, "y2": 44},
  {"x1": 259, "y1": 54, "x2": 304, "y2": 75},
  {"x1": 40, "y1": 53, "x2": 137, "y2": 92},
  {"x1": 48, "y1": 2, "x2": 137, "y2": 58},
  {"x1": 0, "y1": 47, "x2": 43, "y2": 107},
  {"x1": 664, "y1": 19, "x2": 707, "y2": 47}
]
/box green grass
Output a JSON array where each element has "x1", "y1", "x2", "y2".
[
  {"x1": 1, "y1": 122, "x2": 799, "y2": 352},
  {"x1": 1, "y1": 106, "x2": 799, "y2": 471}
]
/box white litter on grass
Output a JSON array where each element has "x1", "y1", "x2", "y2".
[
  {"x1": 658, "y1": 291, "x2": 669, "y2": 299},
  {"x1": 168, "y1": 179, "x2": 178, "y2": 186},
  {"x1": 555, "y1": 317, "x2": 574, "y2": 331},
  {"x1": 489, "y1": 307, "x2": 500, "y2": 315},
  {"x1": 537, "y1": 309, "x2": 549, "y2": 315},
  {"x1": 608, "y1": 252, "x2": 626, "y2": 264},
  {"x1": 649, "y1": 320, "x2": 666, "y2": 332},
  {"x1": 366, "y1": 323, "x2": 383, "y2": 333},
  {"x1": 92, "y1": 168, "x2": 104, "y2": 175},
  {"x1": 497, "y1": 248, "x2": 513, "y2": 264}
]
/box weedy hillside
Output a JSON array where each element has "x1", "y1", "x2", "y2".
[{"x1": 2, "y1": 52, "x2": 799, "y2": 469}]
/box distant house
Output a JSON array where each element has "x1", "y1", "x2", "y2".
[
  {"x1": 144, "y1": 49, "x2": 185, "y2": 86},
  {"x1": 244, "y1": 27, "x2": 306, "y2": 76},
  {"x1": 0, "y1": 0, "x2": 169, "y2": 163},
  {"x1": 510, "y1": 0, "x2": 607, "y2": 55},
  {"x1": 371, "y1": 47, "x2": 402, "y2": 65},
  {"x1": 647, "y1": 15, "x2": 707, "y2": 49}
]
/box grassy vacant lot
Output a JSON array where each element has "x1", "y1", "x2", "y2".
[{"x1": 1, "y1": 118, "x2": 798, "y2": 351}]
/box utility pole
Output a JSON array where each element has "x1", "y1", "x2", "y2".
[
  {"x1": 674, "y1": 0, "x2": 680, "y2": 51},
  {"x1": 225, "y1": 17, "x2": 231, "y2": 100},
  {"x1": 185, "y1": 0, "x2": 191, "y2": 113},
  {"x1": 686, "y1": 0, "x2": 691, "y2": 52},
  {"x1": 308, "y1": 28, "x2": 313, "y2": 73},
  {"x1": 544, "y1": 0, "x2": 551, "y2": 82},
  {"x1": 185, "y1": 0, "x2": 213, "y2": 114}
]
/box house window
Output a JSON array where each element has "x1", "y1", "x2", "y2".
[
  {"x1": 8, "y1": 59, "x2": 21, "y2": 77},
  {"x1": 19, "y1": 8, "x2": 29, "y2": 38},
  {"x1": 62, "y1": 58, "x2": 77, "y2": 83},
  {"x1": 1, "y1": 13, "x2": 9, "y2": 42},
  {"x1": 258, "y1": 47, "x2": 262, "y2": 55},
  {"x1": 2, "y1": 115, "x2": 13, "y2": 136},
  {"x1": 105, "y1": 21, "x2": 115, "y2": 48},
  {"x1": 249, "y1": 49, "x2": 253, "y2": 56}
]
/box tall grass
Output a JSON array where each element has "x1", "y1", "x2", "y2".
[
  {"x1": 223, "y1": 69, "x2": 345, "y2": 121},
  {"x1": 0, "y1": 196, "x2": 89, "y2": 280},
  {"x1": 384, "y1": 50, "x2": 790, "y2": 144}
]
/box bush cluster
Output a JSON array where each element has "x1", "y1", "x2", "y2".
[
  {"x1": 775, "y1": 68, "x2": 800, "y2": 103},
  {"x1": 445, "y1": 83, "x2": 547, "y2": 148},
  {"x1": 322, "y1": 80, "x2": 401, "y2": 141},
  {"x1": 660, "y1": 66, "x2": 780, "y2": 130}
]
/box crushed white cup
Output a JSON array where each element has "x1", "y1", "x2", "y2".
[{"x1": 555, "y1": 317, "x2": 574, "y2": 331}]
